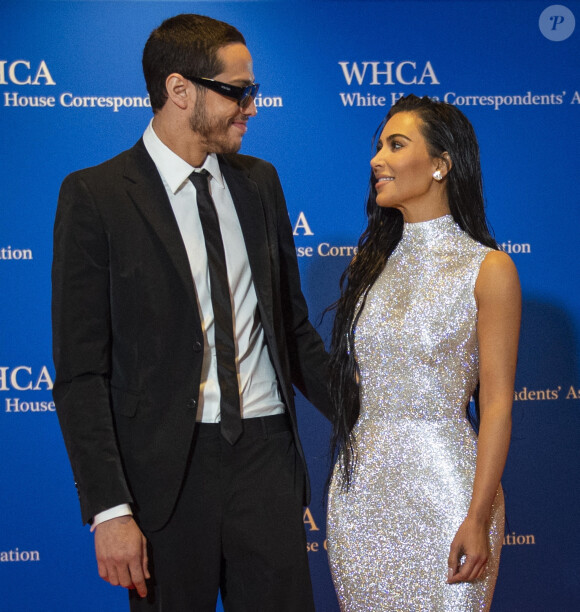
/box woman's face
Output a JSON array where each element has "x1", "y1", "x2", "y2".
[{"x1": 370, "y1": 111, "x2": 447, "y2": 221}]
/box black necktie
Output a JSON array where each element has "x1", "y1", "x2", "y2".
[{"x1": 190, "y1": 170, "x2": 242, "y2": 445}]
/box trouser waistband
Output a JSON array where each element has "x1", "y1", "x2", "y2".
[{"x1": 195, "y1": 413, "x2": 291, "y2": 439}]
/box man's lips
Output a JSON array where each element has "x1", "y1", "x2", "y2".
[{"x1": 231, "y1": 120, "x2": 248, "y2": 134}]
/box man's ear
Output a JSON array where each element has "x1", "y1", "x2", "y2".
[{"x1": 165, "y1": 73, "x2": 191, "y2": 110}]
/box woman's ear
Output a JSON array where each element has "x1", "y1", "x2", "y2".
[{"x1": 439, "y1": 151, "x2": 452, "y2": 177}]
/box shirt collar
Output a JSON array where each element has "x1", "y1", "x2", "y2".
[{"x1": 142, "y1": 119, "x2": 225, "y2": 194}]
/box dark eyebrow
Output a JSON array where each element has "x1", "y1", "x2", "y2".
[
  {"x1": 386, "y1": 133, "x2": 412, "y2": 143},
  {"x1": 232, "y1": 78, "x2": 255, "y2": 86}
]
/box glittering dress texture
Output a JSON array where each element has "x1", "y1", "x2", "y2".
[{"x1": 327, "y1": 215, "x2": 504, "y2": 611}]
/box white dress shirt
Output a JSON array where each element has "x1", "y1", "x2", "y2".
[{"x1": 92, "y1": 121, "x2": 284, "y2": 529}]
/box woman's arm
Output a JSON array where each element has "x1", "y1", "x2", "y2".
[{"x1": 448, "y1": 250, "x2": 521, "y2": 583}]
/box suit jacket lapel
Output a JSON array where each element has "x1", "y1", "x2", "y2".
[
  {"x1": 122, "y1": 139, "x2": 198, "y2": 309},
  {"x1": 120, "y1": 143, "x2": 275, "y2": 333},
  {"x1": 219, "y1": 157, "x2": 274, "y2": 328}
]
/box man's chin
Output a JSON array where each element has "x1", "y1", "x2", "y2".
[{"x1": 214, "y1": 138, "x2": 243, "y2": 155}]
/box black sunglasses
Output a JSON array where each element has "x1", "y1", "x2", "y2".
[{"x1": 185, "y1": 76, "x2": 260, "y2": 108}]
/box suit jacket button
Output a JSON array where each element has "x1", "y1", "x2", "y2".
[
  {"x1": 193, "y1": 341, "x2": 202, "y2": 352},
  {"x1": 187, "y1": 399, "x2": 197, "y2": 409}
]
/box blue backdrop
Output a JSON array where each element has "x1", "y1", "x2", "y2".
[{"x1": 1, "y1": 1, "x2": 579, "y2": 610}]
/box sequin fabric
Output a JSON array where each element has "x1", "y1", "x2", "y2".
[{"x1": 327, "y1": 215, "x2": 504, "y2": 611}]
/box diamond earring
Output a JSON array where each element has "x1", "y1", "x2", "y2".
[{"x1": 433, "y1": 170, "x2": 443, "y2": 181}]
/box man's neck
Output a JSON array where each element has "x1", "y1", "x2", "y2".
[{"x1": 151, "y1": 113, "x2": 208, "y2": 168}]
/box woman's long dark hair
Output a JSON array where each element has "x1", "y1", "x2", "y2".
[{"x1": 329, "y1": 94, "x2": 498, "y2": 489}]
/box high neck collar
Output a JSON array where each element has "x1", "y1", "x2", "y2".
[{"x1": 401, "y1": 214, "x2": 458, "y2": 247}]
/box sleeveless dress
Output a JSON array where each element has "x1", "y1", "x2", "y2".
[{"x1": 327, "y1": 215, "x2": 504, "y2": 611}]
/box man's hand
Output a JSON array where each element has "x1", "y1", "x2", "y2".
[{"x1": 94, "y1": 515, "x2": 150, "y2": 597}]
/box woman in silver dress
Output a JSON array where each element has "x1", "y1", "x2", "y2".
[{"x1": 326, "y1": 95, "x2": 520, "y2": 611}]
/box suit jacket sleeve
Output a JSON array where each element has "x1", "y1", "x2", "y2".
[
  {"x1": 52, "y1": 171, "x2": 132, "y2": 525},
  {"x1": 270, "y1": 166, "x2": 331, "y2": 419}
]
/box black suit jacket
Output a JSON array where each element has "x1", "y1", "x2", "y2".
[{"x1": 52, "y1": 139, "x2": 329, "y2": 531}]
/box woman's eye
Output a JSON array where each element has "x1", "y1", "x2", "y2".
[{"x1": 391, "y1": 140, "x2": 402, "y2": 150}]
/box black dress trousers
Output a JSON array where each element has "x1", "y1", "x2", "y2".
[{"x1": 129, "y1": 414, "x2": 315, "y2": 612}]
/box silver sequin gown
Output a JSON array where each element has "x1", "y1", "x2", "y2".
[{"x1": 327, "y1": 215, "x2": 504, "y2": 611}]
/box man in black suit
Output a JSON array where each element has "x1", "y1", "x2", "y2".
[{"x1": 52, "y1": 14, "x2": 328, "y2": 611}]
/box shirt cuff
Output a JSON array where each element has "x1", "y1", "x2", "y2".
[{"x1": 90, "y1": 504, "x2": 133, "y2": 532}]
